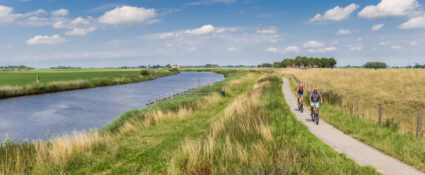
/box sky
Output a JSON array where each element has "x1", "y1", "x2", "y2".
[{"x1": 0, "y1": 0, "x2": 424, "y2": 68}]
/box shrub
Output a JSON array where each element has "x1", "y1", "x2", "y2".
[{"x1": 140, "y1": 70, "x2": 151, "y2": 76}]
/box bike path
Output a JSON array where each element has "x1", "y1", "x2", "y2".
[{"x1": 282, "y1": 78, "x2": 424, "y2": 175}]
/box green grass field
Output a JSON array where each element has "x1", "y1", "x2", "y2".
[
  {"x1": 0, "y1": 68, "x2": 178, "y2": 99},
  {"x1": 0, "y1": 69, "x2": 141, "y2": 86},
  {"x1": 0, "y1": 71, "x2": 379, "y2": 174}
]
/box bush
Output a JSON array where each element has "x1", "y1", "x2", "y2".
[{"x1": 140, "y1": 70, "x2": 151, "y2": 76}]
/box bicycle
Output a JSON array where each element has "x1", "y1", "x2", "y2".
[
  {"x1": 312, "y1": 104, "x2": 319, "y2": 125},
  {"x1": 298, "y1": 97, "x2": 303, "y2": 113}
]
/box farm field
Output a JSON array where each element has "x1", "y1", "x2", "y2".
[
  {"x1": 0, "y1": 69, "x2": 142, "y2": 86},
  {"x1": 0, "y1": 69, "x2": 178, "y2": 99},
  {"x1": 278, "y1": 68, "x2": 425, "y2": 134},
  {"x1": 0, "y1": 71, "x2": 378, "y2": 174}
]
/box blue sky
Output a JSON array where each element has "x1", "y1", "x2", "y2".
[{"x1": 0, "y1": 0, "x2": 424, "y2": 68}]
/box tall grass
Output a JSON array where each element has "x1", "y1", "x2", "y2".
[
  {"x1": 0, "y1": 69, "x2": 177, "y2": 99},
  {"x1": 172, "y1": 76, "x2": 378, "y2": 174},
  {"x1": 278, "y1": 68, "x2": 425, "y2": 134},
  {"x1": 0, "y1": 70, "x2": 247, "y2": 174},
  {"x1": 285, "y1": 74, "x2": 425, "y2": 172}
]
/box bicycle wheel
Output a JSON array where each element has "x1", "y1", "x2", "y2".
[
  {"x1": 311, "y1": 112, "x2": 314, "y2": 121},
  {"x1": 315, "y1": 114, "x2": 319, "y2": 125},
  {"x1": 300, "y1": 103, "x2": 303, "y2": 113}
]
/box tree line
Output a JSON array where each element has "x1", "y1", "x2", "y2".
[
  {"x1": 258, "y1": 56, "x2": 337, "y2": 68},
  {"x1": 0, "y1": 65, "x2": 34, "y2": 71}
]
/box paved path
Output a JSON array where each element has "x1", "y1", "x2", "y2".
[{"x1": 281, "y1": 78, "x2": 424, "y2": 175}]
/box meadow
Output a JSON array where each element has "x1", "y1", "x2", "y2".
[
  {"x1": 0, "y1": 68, "x2": 178, "y2": 99},
  {"x1": 0, "y1": 69, "x2": 142, "y2": 86},
  {"x1": 0, "y1": 70, "x2": 378, "y2": 174},
  {"x1": 283, "y1": 69, "x2": 425, "y2": 172},
  {"x1": 278, "y1": 68, "x2": 425, "y2": 134}
]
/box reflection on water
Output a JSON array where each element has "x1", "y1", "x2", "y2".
[{"x1": 0, "y1": 72, "x2": 224, "y2": 141}]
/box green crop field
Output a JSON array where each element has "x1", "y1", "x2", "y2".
[{"x1": 0, "y1": 69, "x2": 142, "y2": 86}]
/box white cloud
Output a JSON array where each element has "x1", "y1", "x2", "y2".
[
  {"x1": 310, "y1": 3, "x2": 359, "y2": 22},
  {"x1": 379, "y1": 41, "x2": 392, "y2": 46},
  {"x1": 0, "y1": 5, "x2": 17, "y2": 23},
  {"x1": 265, "y1": 46, "x2": 299, "y2": 54},
  {"x1": 65, "y1": 27, "x2": 96, "y2": 36},
  {"x1": 53, "y1": 20, "x2": 67, "y2": 29},
  {"x1": 358, "y1": 0, "x2": 419, "y2": 18},
  {"x1": 227, "y1": 47, "x2": 237, "y2": 52},
  {"x1": 256, "y1": 27, "x2": 277, "y2": 34},
  {"x1": 282, "y1": 46, "x2": 299, "y2": 53},
  {"x1": 99, "y1": 6, "x2": 156, "y2": 25},
  {"x1": 26, "y1": 34, "x2": 66, "y2": 45},
  {"x1": 410, "y1": 41, "x2": 417, "y2": 46},
  {"x1": 331, "y1": 40, "x2": 339, "y2": 44},
  {"x1": 71, "y1": 17, "x2": 90, "y2": 25},
  {"x1": 391, "y1": 45, "x2": 401, "y2": 49},
  {"x1": 185, "y1": 24, "x2": 215, "y2": 35},
  {"x1": 347, "y1": 44, "x2": 363, "y2": 51},
  {"x1": 336, "y1": 28, "x2": 351, "y2": 35},
  {"x1": 400, "y1": 14, "x2": 425, "y2": 29},
  {"x1": 51, "y1": 9, "x2": 69, "y2": 16},
  {"x1": 265, "y1": 47, "x2": 278, "y2": 53},
  {"x1": 303, "y1": 40, "x2": 325, "y2": 48},
  {"x1": 308, "y1": 47, "x2": 336, "y2": 53},
  {"x1": 357, "y1": 38, "x2": 363, "y2": 41},
  {"x1": 371, "y1": 24, "x2": 384, "y2": 31},
  {"x1": 158, "y1": 32, "x2": 176, "y2": 39}
]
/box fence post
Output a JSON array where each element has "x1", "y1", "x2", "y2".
[
  {"x1": 356, "y1": 99, "x2": 359, "y2": 115},
  {"x1": 379, "y1": 104, "x2": 383, "y2": 124},
  {"x1": 417, "y1": 112, "x2": 422, "y2": 139},
  {"x1": 147, "y1": 99, "x2": 151, "y2": 106},
  {"x1": 154, "y1": 97, "x2": 158, "y2": 103},
  {"x1": 339, "y1": 95, "x2": 343, "y2": 108},
  {"x1": 160, "y1": 95, "x2": 163, "y2": 101}
]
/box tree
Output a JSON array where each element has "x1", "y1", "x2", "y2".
[
  {"x1": 364, "y1": 62, "x2": 387, "y2": 69},
  {"x1": 273, "y1": 62, "x2": 282, "y2": 68},
  {"x1": 258, "y1": 63, "x2": 273, "y2": 68},
  {"x1": 329, "y1": 58, "x2": 337, "y2": 68}
]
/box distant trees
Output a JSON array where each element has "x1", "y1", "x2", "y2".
[
  {"x1": 413, "y1": 63, "x2": 425, "y2": 68},
  {"x1": 0, "y1": 65, "x2": 34, "y2": 71},
  {"x1": 257, "y1": 63, "x2": 273, "y2": 68},
  {"x1": 205, "y1": 64, "x2": 219, "y2": 68},
  {"x1": 258, "y1": 56, "x2": 337, "y2": 68},
  {"x1": 50, "y1": 66, "x2": 82, "y2": 69},
  {"x1": 364, "y1": 62, "x2": 387, "y2": 69}
]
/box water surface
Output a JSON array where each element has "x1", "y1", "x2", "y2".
[{"x1": 0, "y1": 72, "x2": 224, "y2": 141}]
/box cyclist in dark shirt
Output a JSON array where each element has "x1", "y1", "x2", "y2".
[{"x1": 310, "y1": 88, "x2": 323, "y2": 116}]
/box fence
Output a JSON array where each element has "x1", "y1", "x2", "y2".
[{"x1": 285, "y1": 73, "x2": 424, "y2": 139}]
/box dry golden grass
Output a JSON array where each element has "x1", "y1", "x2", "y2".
[
  {"x1": 278, "y1": 68, "x2": 425, "y2": 133},
  {"x1": 174, "y1": 79, "x2": 274, "y2": 174}
]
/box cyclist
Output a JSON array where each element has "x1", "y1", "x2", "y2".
[
  {"x1": 296, "y1": 84, "x2": 305, "y2": 105},
  {"x1": 310, "y1": 88, "x2": 323, "y2": 116}
]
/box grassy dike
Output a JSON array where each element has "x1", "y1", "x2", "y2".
[
  {"x1": 0, "y1": 69, "x2": 178, "y2": 99},
  {"x1": 0, "y1": 71, "x2": 378, "y2": 174},
  {"x1": 286, "y1": 76, "x2": 425, "y2": 172},
  {"x1": 170, "y1": 75, "x2": 378, "y2": 174}
]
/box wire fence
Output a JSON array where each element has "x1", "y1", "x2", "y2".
[{"x1": 284, "y1": 73, "x2": 424, "y2": 139}]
